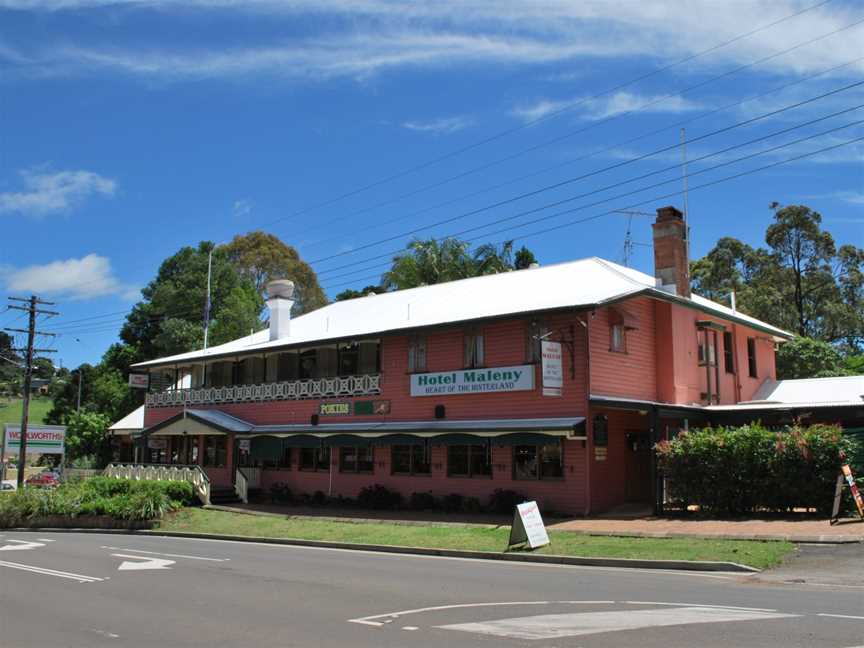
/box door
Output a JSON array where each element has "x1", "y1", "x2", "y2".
[{"x1": 624, "y1": 431, "x2": 653, "y2": 503}]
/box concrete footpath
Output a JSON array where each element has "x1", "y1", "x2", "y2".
[{"x1": 215, "y1": 503, "x2": 864, "y2": 544}]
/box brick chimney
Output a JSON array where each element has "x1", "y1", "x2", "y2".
[
  {"x1": 266, "y1": 279, "x2": 295, "y2": 341},
  {"x1": 652, "y1": 205, "x2": 690, "y2": 298}
]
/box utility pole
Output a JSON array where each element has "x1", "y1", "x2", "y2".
[
  {"x1": 203, "y1": 247, "x2": 213, "y2": 350},
  {"x1": 5, "y1": 296, "x2": 58, "y2": 489},
  {"x1": 77, "y1": 371, "x2": 83, "y2": 411}
]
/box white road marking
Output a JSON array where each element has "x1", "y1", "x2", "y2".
[
  {"x1": 817, "y1": 613, "x2": 864, "y2": 621},
  {"x1": 439, "y1": 607, "x2": 799, "y2": 640},
  {"x1": 36, "y1": 538, "x2": 55, "y2": 543},
  {"x1": 402, "y1": 627, "x2": 419, "y2": 631},
  {"x1": 100, "y1": 546, "x2": 229, "y2": 562},
  {"x1": 624, "y1": 600, "x2": 778, "y2": 612},
  {"x1": 0, "y1": 539, "x2": 46, "y2": 552},
  {"x1": 349, "y1": 600, "x2": 616, "y2": 627},
  {"x1": 111, "y1": 554, "x2": 175, "y2": 571},
  {"x1": 0, "y1": 559, "x2": 104, "y2": 583}
]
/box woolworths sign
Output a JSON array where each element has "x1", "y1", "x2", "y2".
[{"x1": 410, "y1": 365, "x2": 534, "y2": 397}]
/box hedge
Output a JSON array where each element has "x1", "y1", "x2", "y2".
[
  {"x1": 0, "y1": 477, "x2": 197, "y2": 527},
  {"x1": 656, "y1": 423, "x2": 860, "y2": 516}
]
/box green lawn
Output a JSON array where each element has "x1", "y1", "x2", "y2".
[
  {"x1": 0, "y1": 398, "x2": 52, "y2": 426},
  {"x1": 159, "y1": 508, "x2": 793, "y2": 570}
]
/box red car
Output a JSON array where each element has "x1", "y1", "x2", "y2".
[{"x1": 25, "y1": 472, "x2": 59, "y2": 488}]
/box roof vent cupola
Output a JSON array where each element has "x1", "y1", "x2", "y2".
[{"x1": 266, "y1": 279, "x2": 295, "y2": 341}]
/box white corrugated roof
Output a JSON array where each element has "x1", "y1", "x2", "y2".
[
  {"x1": 743, "y1": 376, "x2": 864, "y2": 407},
  {"x1": 131, "y1": 257, "x2": 792, "y2": 369},
  {"x1": 108, "y1": 405, "x2": 145, "y2": 432}
]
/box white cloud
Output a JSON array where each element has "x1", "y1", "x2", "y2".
[
  {"x1": 0, "y1": 168, "x2": 115, "y2": 216},
  {"x1": 401, "y1": 115, "x2": 472, "y2": 135},
  {"x1": 513, "y1": 91, "x2": 703, "y2": 123},
  {"x1": 233, "y1": 198, "x2": 253, "y2": 218},
  {"x1": 1, "y1": 254, "x2": 132, "y2": 300},
  {"x1": 802, "y1": 190, "x2": 864, "y2": 205},
  {"x1": 2, "y1": 1, "x2": 862, "y2": 82}
]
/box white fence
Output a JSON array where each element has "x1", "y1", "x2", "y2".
[
  {"x1": 234, "y1": 466, "x2": 261, "y2": 504},
  {"x1": 104, "y1": 463, "x2": 211, "y2": 505}
]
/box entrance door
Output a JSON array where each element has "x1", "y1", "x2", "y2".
[{"x1": 624, "y1": 431, "x2": 653, "y2": 503}]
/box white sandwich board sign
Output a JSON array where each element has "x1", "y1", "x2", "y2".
[{"x1": 507, "y1": 500, "x2": 550, "y2": 550}]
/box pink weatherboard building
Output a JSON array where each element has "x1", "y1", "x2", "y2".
[{"x1": 119, "y1": 206, "x2": 804, "y2": 515}]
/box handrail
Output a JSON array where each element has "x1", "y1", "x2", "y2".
[{"x1": 104, "y1": 463, "x2": 211, "y2": 505}]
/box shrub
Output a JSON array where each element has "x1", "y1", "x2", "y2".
[
  {"x1": 160, "y1": 481, "x2": 196, "y2": 506},
  {"x1": 656, "y1": 423, "x2": 857, "y2": 516},
  {"x1": 460, "y1": 496, "x2": 482, "y2": 514},
  {"x1": 311, "y1": 490, "x2": 328, "y2": 506},
  {"x1": 441, "y1": 493, "x2": 463, "y2": 513},
  {"x1": 269, "y1": 482, "x2": 292, "y2": 504},
  {"x1": 488, "y1": 489, "x2": 528, "y2": 514},
  {"x1": 409, "y1": 491, "x2": 437, "y2": 511},
  {"x1": 357, "y1": 484, "x2": 402, "y2": 510}
]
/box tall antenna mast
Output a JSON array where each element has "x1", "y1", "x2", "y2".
[
  {"x1": 680, "y1": 127, "x2": 691, "y2": 261},
  {"x1": 203, "y1": 247, "x2": 213, "y2": 350},
  {"x1": 613, "y1": 210, "x2": 653, "y2": 267}
]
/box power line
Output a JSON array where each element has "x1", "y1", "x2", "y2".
[
  {"x1": 259, "y1": 0, "x2": 837, "y2": 227},
  {"x1": 266, "y1": 12, "x2": 864, "y2": 241},
  {"x1": 321, "y1": 134, "x2": 864, "y2": 290},
  {"x1": 298, "y1": 55, "x2": 864, "y2": 253},
  {"x1": 309, "y1": 86, "x2": 864, "y2": 275}
]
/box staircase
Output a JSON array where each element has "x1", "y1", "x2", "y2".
[{"x1": 210, "y1": 486, "x2": 242, "y2": 505}]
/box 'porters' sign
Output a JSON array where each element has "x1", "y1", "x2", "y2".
[{"x1": 410, "y1": 365, "x2": 534, "y2": 397}]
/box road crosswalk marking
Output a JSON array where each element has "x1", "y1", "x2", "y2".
[{"x1": 438, "y1": 606, "x2": 799, "y2": 640}]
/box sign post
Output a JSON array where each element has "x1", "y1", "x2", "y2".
[{"x1": 507, "y1": 500, "x2": 550, "y2": 550}]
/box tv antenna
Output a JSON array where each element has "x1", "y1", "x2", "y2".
[{"x1": 613, "y1": 210, "x2": 653, "y2": 266}]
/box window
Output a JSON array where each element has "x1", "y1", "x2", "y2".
[
  {"x1": 340, "y1": 446, "x2": 374, "y2": 473},
  {"x1": 203, "y1": 436, "x2": 227, "y2": 468},
  {"x1": 464, "y1": 329, "x2": 485, "y2": 368},
  {"x1": 747, "y1": 337, "x2": 758, "y2": 378},
  {"x1": 338, "y1": 342, "x2": 360, "y2": 376},
  {"x1": 407, "y1": 335, "x2": 427, "y2": 372},
  {"x1": 514, "y1": 443, "x2": 564, "y2": 480},
  {"x1": 316, "y1": 346, "x2": 338, "y2": 378},
  {"x1": 276, "y1": 352, "x2": 299, "y2": 381},
  {"x1": 358, "y1": 340, "x2": 380, "y2": 374},
  {"x1": 723, "y1": 331, "x2": 735, "y2": 373},
  {"x1": 391, "y1": 443, "x2": 431, "y2": 475},
  {"x1": 697, "y1": 329, "x2": 717, "y2": 366},
  {"x1": 244, "y1": 437, "x2": 291, "y2": 470},
  {"x1": 299, "y1": 349, "x2": 317, "y2": 379},
  {"x1": 447, "y1": 443, "x2": 491, "y2": 478},
  {"x1": 610, "y1": 324, "x2": 626, "y2": 353},
  {"x1": 300, "y1": 446, "x2": 331, "y2": 472}
]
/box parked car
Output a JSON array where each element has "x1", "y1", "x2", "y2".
[
  {"x1": 25, "y1": 471, "x2": 59, "y2": 488},
  {"x1": 1, "y1": 480, "x2": 16, "y2": 493}
]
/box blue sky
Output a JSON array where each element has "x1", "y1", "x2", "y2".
[{"x1": 1, "y1": 0, "x2": 862, "y2": 369}]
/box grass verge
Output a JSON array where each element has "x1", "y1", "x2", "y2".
[
  {"x1": 159, "y1": 508, "x2": 794, "y2": 569},
  {"x1": 0, "y1": 397, "x2": 52, "y2": 426}
]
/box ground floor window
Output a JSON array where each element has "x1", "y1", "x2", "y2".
[
  {"x1": 513, "y1": 442, "x2": 564, "y2": 480},
  {"x1": 242, "y1": 437, "x2": 291, "y2": 470},
  {"x1": 203, "y1": 436, "x2": 227, "y2": 468},
  {"x1": 339, "y1": 446, "x2": 374, "y2": 473},
  {"x1": 300, "y1": 446, "x2": 331, "y2": 472},
  {"x1": 447, "y1": 443, "x2": 492, "y2": 478},
  {"x1": 391, "y1": 444, "x2": 430, "y2": 475}
]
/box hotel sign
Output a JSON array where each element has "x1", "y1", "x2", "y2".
[{"x1": 410, "y1": 365, "x2": 534, "y2": 397}]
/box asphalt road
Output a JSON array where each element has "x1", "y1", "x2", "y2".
[{"x1": 0, "y1": 531, "x2": 862, "y2": 647}]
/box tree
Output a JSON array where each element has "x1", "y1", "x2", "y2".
[
  {"x1": 514, "y1": 245, "x2": 538, "y2": 270},
  {"x1": 382, "y1": 237, "x2": 540, "y2": 290},
  {"x1": 33, "y1": 357, "x2": 55, "y2": 380},
  {"x1": 775, "y1": 337, "x2": 849, "y2": 379},
  {"x1": 64, "y1": 409, "x2": 112, "y2": 465},
  {"x1": 224, "y1": 231, "x2": 327, "y2": 315},
  {"x1": 691, "y1": 204, "x2": 864, "y2": 353},
  {"x1": 335, "y1": 285, "x2": 383, "y2": 301},
  {"x1": 120, "y1": 241, "x2": 263, "y2": 361}
]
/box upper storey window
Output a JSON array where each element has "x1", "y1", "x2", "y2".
[
  {"x1": 408, "y1": 334, "x2": 427, "y2": 372},
  {"x1": 464, "y1": 328, "x2": 485, "y2": 369},
  {"x1": 608, "y1": 308, "x2": 636, "y2": 353},
  {"x1": 747, "y1": 337, "x2": 758, "y2": 378}
]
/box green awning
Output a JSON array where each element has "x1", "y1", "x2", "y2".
[
  {"x1": 321, "y1": 434, "x2": 372, "y2": 447},
  {"x1": 372, "y1": 434, "x2": 428, "y2": 447},
  {"x1": 491, "y1": 433, "x2": 565, "y2": 447},
  {"x1": 429, "y1": 434, "x2": 491, "y2": 446},
  {"x1": 250, "y1": 436, "x2": 283, "y2": 461},
  {"x1": 280, "y1": 435, "x2": 325, "y2": 448}
]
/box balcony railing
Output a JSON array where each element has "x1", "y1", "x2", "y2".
[{"x1": 145, "y1": 374, "x2": 382, "y2": 408}]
